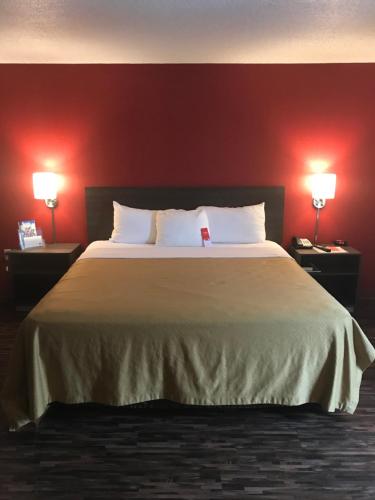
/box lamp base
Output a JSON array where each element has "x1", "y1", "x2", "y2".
[
  {"x1": 312, "y1": 198, "x2": 326, "y2": 209},
  {"x1": 45, "y1": 198, "x2": 57, "y2": 208}
]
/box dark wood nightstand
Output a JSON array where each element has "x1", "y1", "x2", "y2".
[
  {"x1": 289, "y1": 246, "x2": 361, "y2": 314},
  {"x1": 4, "y1": 243, "x2": 82, "y2": 310}
]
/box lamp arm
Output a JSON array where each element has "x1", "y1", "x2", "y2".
[
  {"x1": 51, "y1": 206, "x2": 56, "y2": 243},
  {"x1": 314, "y1": 206, "x2": 320, "y2": 245},
  {"x1": 44, "y1": 198, "x2": 58, "y2": 243},
  {"x1": 312, "y1": 198, "x2": 326, "y2": 245}
]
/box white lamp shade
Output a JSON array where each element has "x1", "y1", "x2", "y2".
[
  {"x1": 311, "y1": 173, "x2": 336, "y2": 200},
  {"x1": 33, "y1": 172, "x2": 58, "y2": 200}
]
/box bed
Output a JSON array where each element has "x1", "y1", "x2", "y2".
[{"x1": 2, "y1": 186, "x2": 374, "y2": 430}]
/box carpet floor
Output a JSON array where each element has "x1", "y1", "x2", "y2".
[{"x1": 0, "y1": 310, "x2": 374, "y2": 499}]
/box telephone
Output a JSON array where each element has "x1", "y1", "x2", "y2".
[{"x1": 292, "y1": 236, "x2": 313, "y2": 249}]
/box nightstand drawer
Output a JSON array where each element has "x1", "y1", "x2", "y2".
[
  {"x1": 289, "y1": 245, "x2": 361, "y2": 314},
  {"x1": 12, "y1": 274, "x2": 62, "y2": 301},
  {"x1": 313, "y1": 274, "x2": 359, "y2": 312},
  {"x1": 9, "y1": 253, "x2": 73, "y2": 274},
  {"x1": 296, "y1": 253, "x2": 360, "y2": 274},
  {"x1": 5, "y1": 243, "x2": 82, "y2": 310}
]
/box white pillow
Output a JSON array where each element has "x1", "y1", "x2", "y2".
[
  {"x1": 200, "y1": 203, "x2": 266, "y2": 243},
  {"x1": 110, "y1": 201, "x2": 157, "y2": 244},
  {"x1": 156, "y1": 208, "x2": 209, "y2": 246}
]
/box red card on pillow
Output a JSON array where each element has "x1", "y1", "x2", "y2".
[
  {"x1": 201, "y1": 227, "x2": 212, "y2": 246},
  {"x1": 201, "y1": 227, "x2": 210, "y2": 240}
]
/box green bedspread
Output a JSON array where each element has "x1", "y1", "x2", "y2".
[{"x1": 2, "y1": 257, "x2": 374, "y2": 430}]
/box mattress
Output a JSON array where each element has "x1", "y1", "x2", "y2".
[{"x1": 1, "y1": 241, "x2": 374, "y2": 430}]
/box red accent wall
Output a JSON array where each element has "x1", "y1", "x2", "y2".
[{"x1": 0, "y1": 64, "x2": 374, "y2": 299}]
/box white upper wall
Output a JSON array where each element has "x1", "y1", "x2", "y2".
[{"x1": 1, "y1": 0, "x2": 375, "y2": 63}]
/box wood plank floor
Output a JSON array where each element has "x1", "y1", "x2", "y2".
[{"x1": 0, "y1": 309, "x2": 374, "y2": 499}]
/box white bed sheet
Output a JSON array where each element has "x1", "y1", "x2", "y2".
[{"x1": 79, "y1": 240, "x2": 291, "y2": 260}]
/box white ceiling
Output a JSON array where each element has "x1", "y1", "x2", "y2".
[{"x1": 1, "y1": 0, "x2": 375, "y2": 63}]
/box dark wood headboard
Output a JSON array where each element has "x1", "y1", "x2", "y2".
[{"x1": 85, "y1": 186, "x2": 285, "y2": 244}]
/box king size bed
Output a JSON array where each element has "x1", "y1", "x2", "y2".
[{"x1": 2, "y1": 186, "x2": 374, "y2": 430}]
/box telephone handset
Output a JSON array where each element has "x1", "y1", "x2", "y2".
[{"x1": 292, "y1": 236, "x2": 313, "y2": 249}]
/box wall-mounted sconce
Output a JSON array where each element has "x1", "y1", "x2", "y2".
[
  {"x1": 32, "y1": 172, "x2": 58, "y2": 243},
  {"x1": 311, "y1": 173, "x2": 336, "y2": 245}
]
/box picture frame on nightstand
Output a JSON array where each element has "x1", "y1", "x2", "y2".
[{"x1": 18, "y1": 220, "x2": 45, "y2": 249}]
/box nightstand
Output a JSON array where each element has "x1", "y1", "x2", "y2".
[
  {"x1": 4, "y1": 243, "x2": 82, "y2": 310},
  {"x1": 289, "y1": 246, "x2": 361, "y2": 314}
]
